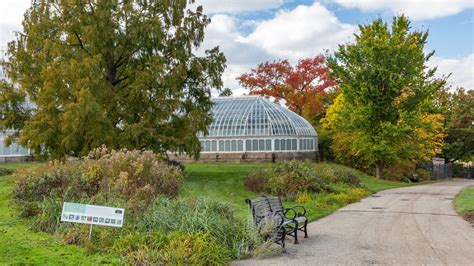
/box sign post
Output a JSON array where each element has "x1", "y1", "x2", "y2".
[
  {"x1": 61, "y1": 202, "x2": 125, "y2": 239},
  {"x1": 89, "y1": 224, "x2": 93, "y2": 239}
]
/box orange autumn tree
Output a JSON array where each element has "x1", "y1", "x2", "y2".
[{"x1": 237, "y1": 55, "x2": 336, "y2": 124}]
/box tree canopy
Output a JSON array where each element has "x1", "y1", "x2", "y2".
[
  {"x1": 218, "y1": 88, "x2": 233, "y2": 97},
  {"x1": 237, "y1": 55, "x2": 336, "y2": 124},
  {"x1": 0, "y1": 0, "x2": 226, "y2": 159},
  {"x1": 325, "y1": 15, "x2": 445, "y2": 178},
  {"x1": 437, "y1": 88, "x2": 474, "y2": 162}
]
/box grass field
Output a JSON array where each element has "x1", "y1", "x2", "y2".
[
  {"x1": 454, "y1": 185, "x2": 474, "y2": 224},
  {"x1": 183, "y1": 163, "x2": 413, "y2": 221},
  {"x1": 1, "y1": 161, "x2": 413, "y2": 264}
]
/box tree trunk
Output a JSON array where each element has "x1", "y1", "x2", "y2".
[{"x1": 375, "y1": 163, "x2": 382, "y2": 179}]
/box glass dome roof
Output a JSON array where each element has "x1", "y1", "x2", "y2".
[{"x1": 199, "y1": 96, "x2": 317, "y2": 138}]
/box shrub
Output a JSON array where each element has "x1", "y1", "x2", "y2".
[
  {"x1": 313, "y1": 163, "x2": 362, "y2": 187},
  {"x1": 12, "y1": 161, "x2": 89, "y2": 217},
  {"x1": 245, "y1": 161, "x2": 364, "y2": 198},
  {"x1": 295, "y1": 192, "x2": 313, "y2": 204},
  {"x1": 166, "y1": 159, "x2": 185, "y2": 172},
  {"x1": 453, "y1": 163, "x2": 468, "y2": 178},
  {"x1": 85, "y1": 147, "x2": 184, "y2": 201},
  {"x1": 13, "y1": 147, "x2": 184, "y2": 218},
  {"x1": 415, "y1": 168, "x2": 432, "y2": 180},
  {"x1": 264, "y1": 161, "x2": 329, "y2": 198},
  {"x1": 0, "y1": 167, "x2": 14, "y2": 176},
  {"x1": 382, "y1": 161, "x2": 416, "y2": 181},
  {"x1": 244, "y1": 169, "x2": 267, "y2": 193}
]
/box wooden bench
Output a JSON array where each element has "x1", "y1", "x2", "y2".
[{"x1": 246, "y1": 195, "x2": 308, "y2": 247}]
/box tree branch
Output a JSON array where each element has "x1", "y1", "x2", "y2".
[{"x1": 73, "y1": 31, "x2": 92, "y2": 56}]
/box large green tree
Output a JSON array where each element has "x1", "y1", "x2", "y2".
[
  {"x1": 437, "y1": 88, "x2": 474, "y2": 162},
  {"x1": 0, "y1": 0, "x2": 225, "y2": 158},
  {"x1": 327, "y1": 15, "x2": 445, "y2": 178}
]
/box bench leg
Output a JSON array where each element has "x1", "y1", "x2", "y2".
[
  {"x1": 279, "y1": 227, "x2": 286, "y2": 248},
  {"x1": 293, "y1": 224, "x2": 299, "y2": 244},
  {"x1": 304, "y1": 220, "x2": 308, "y2": 238}
]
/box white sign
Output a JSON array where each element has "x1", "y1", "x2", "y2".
[{"x1": 61, "y1": 202, "x2": 125, "y2": 227}]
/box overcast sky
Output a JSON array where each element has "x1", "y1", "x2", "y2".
[{"x1": 1, "y1": 0, "x2": 473, "y2": 94}]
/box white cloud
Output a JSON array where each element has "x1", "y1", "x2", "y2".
[
  {"x1": 429, "y1": 54, "x2": 474, "y2": 89},
  {"x1": 190, "y1": 0, "x2": 287, "y2": 14},
  {"x1": 240, "y1": 2, "x2": 355, "y2": 61},
  {"x1": 197, "y1": 15, "x2": 275, "y2": 96},
  {"x1": 0, "y1": 0, "x2": 30, "y2": 48},
  {"x1": 199, "y1": 3, "x2": 356, "y2": 95},
  {"x1": 332, "y1": 0, "x2": 474, "y2": 20}
]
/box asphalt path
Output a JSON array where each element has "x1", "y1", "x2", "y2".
[{"x1": 235, "y1": 179, "x2": 474, "y2": 265}]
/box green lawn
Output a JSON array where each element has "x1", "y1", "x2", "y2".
[
  {"x1": 359, "y1": 174, "x2": 413, "y2": 192},
  {"x1": 1, "y1": 161, "x2": 413, "y2": 264},
  {"x1": 183, "y1": 163, "x2": 413, "y2": 221},
  {"x1": 455, "y1": 185, "x2": 474, "y2": 223},
  {"x1": 182, "y1": 163, "x2": 271, "y2": 218}
]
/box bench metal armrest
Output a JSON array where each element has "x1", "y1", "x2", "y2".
[
  {"x1": 286, "y1": 205, "x2": 306, "y2": 217},
  {"x1": 283, "y1": 208, "x2": 297, "y2": 219}
]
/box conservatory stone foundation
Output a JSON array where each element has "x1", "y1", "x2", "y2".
[{"x1": 169, "y1": 151, "x2": 318, "y2": 163}]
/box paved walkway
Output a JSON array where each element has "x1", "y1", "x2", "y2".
[{"x1": 235, "y1": 179, "x2": 474, "y2": 265}]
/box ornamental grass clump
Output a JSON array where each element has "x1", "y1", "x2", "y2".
[{"x1": 139, "y1": 197, "x2": 263, "y2": 260}]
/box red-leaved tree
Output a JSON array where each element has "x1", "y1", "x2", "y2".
[{"x1": 237, "y1": 55, "x2": 336, "y2": 123}]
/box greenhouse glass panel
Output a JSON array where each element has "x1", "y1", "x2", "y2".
[
  {"x1": 231, "y1": 140, "x2": 237, "y2": 151},
  {"x1": 238, "y1": 140, "x2": 243, "y2": 151},
  {"x1": 211, "y1": 140, "x2": 217, "y2": 151},
  {"x1": 3, "y1": 144, "x2": 11, "y2": 155},
  {"x1": 275, "y1": 139, "x2": 280, "y2": 151},
  {"x1": 225, "y1": 140, "x2": 231, "y2": 151},
  {"x1": 265, "y1": 139, "x2": 272, "y2": 151},
  {"x1": 246, "y1": 140, "x2": 251, "y2": 151},
  {"x1": 258, "y1": 139, "x2": 264, "y2": 151},
  {"x1": 219, "y1": 140, "x2": 224, "y2": 151}
]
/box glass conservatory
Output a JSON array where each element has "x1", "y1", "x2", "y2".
[
  {"x1": 196, "y1": 96, "x2": 317, "y2": 162},
  {"x1": 0, "y1": 131, "x2": 30, "y2": 162}
]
